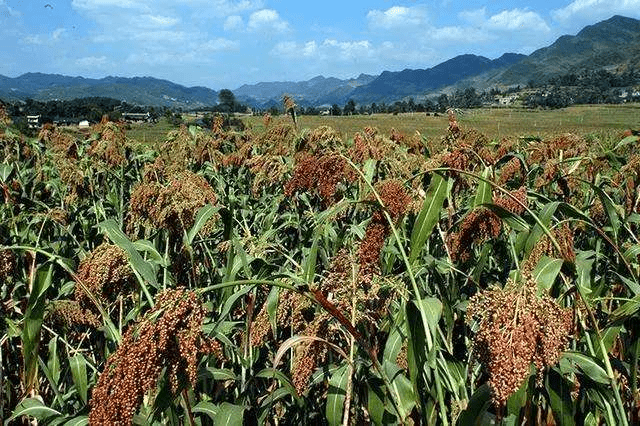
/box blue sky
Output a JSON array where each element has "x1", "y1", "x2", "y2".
[{"x1": 1, "y1": 0, "x2": 640, "y2": 89}]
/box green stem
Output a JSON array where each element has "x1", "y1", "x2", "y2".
[
  {"x1": 198, "y1": 278, "x2": 407, "y2": 422},
  {"x1": 343, "y1": 157, "x2": 447, "y2": 424}
]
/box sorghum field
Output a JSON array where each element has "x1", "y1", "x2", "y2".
[{"x1": 2, "y1": 103, "x2": 640, "y2": 425}]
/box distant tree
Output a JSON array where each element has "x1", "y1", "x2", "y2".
[
  {"x1": 343, "y1": 99, "x2": 356, "y2": 115},
  {"x1": 218, "y1": 89, "x2": 237, "y2": 113},
  {"x1": 407, "y1": 98, "x2": 416, "y2": 112},
  {"x1": 437, "y1": 94, "x2": 449, "y2": 112},
  {"x1": 330, "y1": 104, "x2": 342, "y2": 116}
]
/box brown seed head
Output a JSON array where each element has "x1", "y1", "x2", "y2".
[
  {"x1": 466, "y1": 277, "x2": 573, "y2": 406},
  {"x1": 89, "y1": 288, "x2": 219, "y2": 424}
]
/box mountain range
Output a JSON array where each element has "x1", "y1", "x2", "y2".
[{"x1": 1, "y1": 15, "x2": 639, "y2": 109}]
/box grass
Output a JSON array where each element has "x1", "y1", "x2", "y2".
[
  {"x1": 125, "y1": 118, "x2": 176, "y2": 145},
  {"x1": 241, "y1": 103, "x2": 640, "y2": 142},
  {"x1": 125, "y1": 104, "x2": 640, "y2": 146}
]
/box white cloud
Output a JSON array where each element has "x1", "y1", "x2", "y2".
[
  {"x1": 71, "y1": 0, "x2": 148, "y2": 11},
  {"x1": 248, "y1": 9, "x2": 289, "y2": 32},
  {"x1": 76, "y1": 55, "x2": 109, "y2": 69},
  {"x1": 486, "y1": 9, "x2": 550, "y2": 32},
  {"x1": 459, "y1": 8, "x2": 486, "y2": 25},
  {"x1": 272, "y1": 39, "x2": 374, "y2": 61},
  {"x1": 22, "y1": 28, "x2": 68, "y2": 45},
  {"x1": 0, "y1": 0, "x2": 21, "y2": 17},
  {"x1": 428, "y1": 26, "x2": 490, "y2": 43},
  {"x1": 131, "y1": 30, "x2": 188, "y2": 43},
  {"x1": 552, "y1": 0, "x2": 640, "y2": 24},
  {"x1": 199, "y1": 37, "x2": 239, "y2": 51},
  {"x1": 367, "y1": 6, "x2": 427, "y2": 29},
  {"x1": 224, "y1": 15, "x2": 243, "y2": 31},
  {"x1": 22, "y1": 35, "x2": 45, "y2": 45},
  {"x1": 143, "y1": 14, "x2": 180, "y2": 27},
  {"x1": 169, "y1": 0, "x2": 263, "y2": 16},
  {"x1": 52, "y1": 28, "x2": 66, "y2": 41}
]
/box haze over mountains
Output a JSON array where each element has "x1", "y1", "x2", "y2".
[{"x1": 1, "y1": 15, "x2": 639, "y2": 109}]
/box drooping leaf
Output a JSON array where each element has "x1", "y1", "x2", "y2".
[
  {"x1": 456, "y1": 384, "x2": 494, "y2": 426},
  {"x1": 546, "y1": 368, "x2": 576, "y2": 426},
  {"x1": 532, "y1": 256, "x2": 564, "y2": 291},
  {"x1": 561, "y1": 351, "x2": 610, "y2": 384},
  {"x1": 326, "y1": 364, "x2": 349, "y2": 426},
  {"x1": 214, "y1": 402, "x2": 246, "y2": 426},
  {"x1": 69, "y1": 353, "x2": 88, "y2": 404},
  {"x1": 63, "y1": 416, "x2": 89, "y2": 426},
  {"x1": 409, "y1": 172, "x2": 448, "y2": 264},
  {"x1": 185, "y1": 204, "x2": 219, "y2": 245},
  {"x1": 473, "y1": 167, "x2": 492, "y2": 208},
  {"x1": 192, "y1": 401, "x2": 219, "y2": 420},
  {"x1": 97, "y1": 219, "x2": 158, "y2": 291},
  {"x1": 8, "y1": 397, "x2": 61, "y2": 422}
]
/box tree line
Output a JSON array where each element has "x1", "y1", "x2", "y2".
[{"x1": 523, "y1": 69, "x2": 640, "y2": 108}]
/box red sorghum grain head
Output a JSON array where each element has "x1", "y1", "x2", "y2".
[
  {"x1": 291, "y1": 314, "x2": 329, "y2": 394},
  {"x1": 128, "y1": 170, "x2": 217, "y2": 236},
  {"x1": 88, "y1": 117, "x2": 128, "y2": 168},
  {"x1": 466, "y1": 275, "x2": 573, "y2": 406},
  {"x1": 493, "y1": 186, "x2": 528, "y2": 216},
  {"x1": 89, "y1": 288, "x2": 220, "y2": 424},
  {"x1": 448, "y1": 208, "x2": 502, "y2": 263},
  {"x1": 75, "y1": 243, "x2": 134, "y2": 311},
  {"x1": 47, "y1": 299, "x2": 101, "y2": 328},
  {"x1": 497, "y1": 157, "x2": 523, "y2": 186},
  {"x1": 284, "y1": 152, "x2": 353, "y2": 205}
]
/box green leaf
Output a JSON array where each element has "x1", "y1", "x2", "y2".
[
  {"x1": 256, "y1": 368, "x2": 300, "y2": 402},
  {"x1": 205, "y1": 367, "x2": 237, "y2": 381},
  {"x1": 265, "y1": 286, "x2": 280, "y2": 337},
  {"x1": 546, "y1": 369, "x2": 575, "y2": 426},
  {"x1": 575, "y1": 252, "x2": 594, "y2": 296},
  {"x1": 214, "y1": 402, "x2": 246, "y2": 426},
  {"x1": 97, "y1": 219, "x2": 158, "y2": 290},
  {"x1": 63, "y1": 416, "x2": 89, "y2": 426},
  {"x1": 185, "y1": 204, "x2": 219, "y2": 245},
  {"x1": 22, "y1": 264, "x2": 53, "y2": 394},
  {"x1": 473, "y1": 167, "x2": 492, "y2": 208},
  {"x1": 610, "y1": 294, "x2": 640, "y2": 322},
  {"x1": 367, "y1": 380, "x2": 386, "y2": 426},
  {"x1": 192, "y1": 401, "x2": 219, "y2": 420},
  {"x1": 593, "y1": 326, "x2": 621, "y2": 360},
  {"x1": 456, "y1": 384, "x2": 494, "y2": 426},
  {"x1": 420, "y1": 297, "x2": 443, "y2": 337},
  {"x1": 383, "y1": 361, "x2": 416, "y2": 417},
  {"x1": 561, "y1": 351, "x2": 610, "y2": 384},
  {"x1": 590, "y1": 184, "x2": 620, "y2": 244},
  {"x1": 532, "y1": 256, "x2": 564, "y2": 291},
  {"x1": 69, "y1": 353, "x2": 88, "y2": 404},
  {"x1": 326, "y1": 364, "x2": 349, "y2": 426},
  {"x1": 525, "y1": 202, "x2": 559, "y2": 256},
  {"x1": 132, "y1": 239, "x2": 167, "y2": 266},
  {"x1": 47, "y1": 337, "x2": 60, "y2": 385},
  {"x1": 7, "y1": 397, "x2": 61, "y2": 422},
  {"x1": 613, "y1": 135, "x2": 639, "y2": 151},
  {"x1": 484, "y1": 203, "x2": 529, "y2": 232},
  {"x1": 409, "y1": 173, "x2": 448, "y2": 264},
  {"x1": 0, "y1": 163, "x2": 14, "y2": 182},
  {"x1": 383, "y1": 328, "x2": 404, "y2": 365},
  {"x1": 623, "y1": 244, "x2": 640, "y2": 264},
  {"x1": 303, "y1": 231, "x2": 320, "y2": 284}
]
